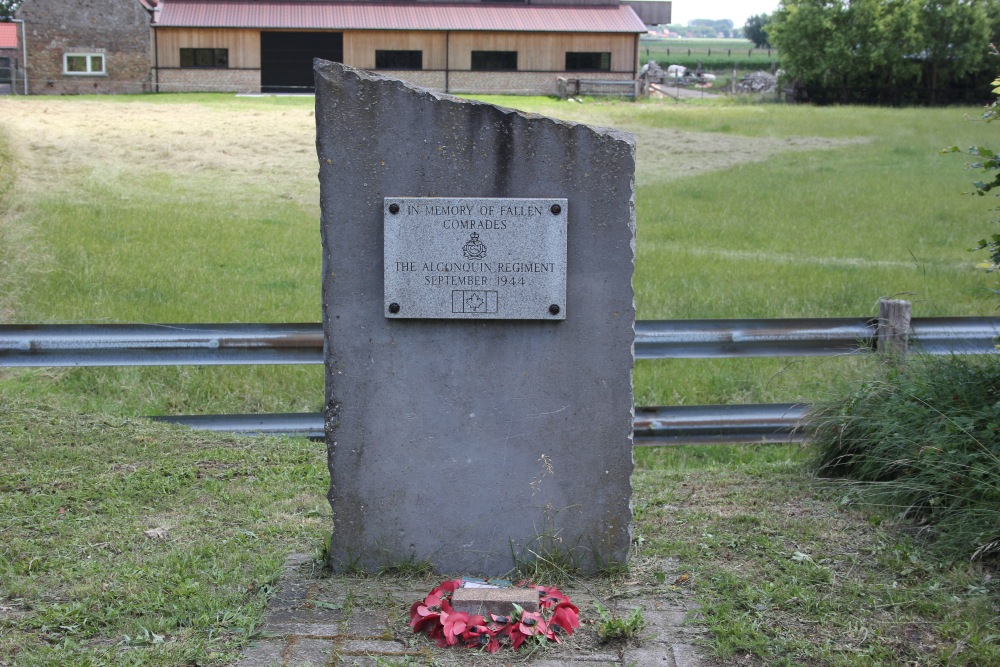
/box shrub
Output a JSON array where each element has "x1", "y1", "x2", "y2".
[{"x1": 810, "y1": 354, "x2": 1000, "y2": 561}]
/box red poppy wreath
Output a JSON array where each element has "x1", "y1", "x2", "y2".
[{"x1": 409, "y1": 579, "x2": 580, "y2": 653}]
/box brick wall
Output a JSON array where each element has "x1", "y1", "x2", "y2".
[
  {"x1": 151, "y1": 68, "x2": 623, "y2": 96},
  {"x1": 16, "y1": 0, "x2": 151, "y2": 94},
  {"x1": 157, "y1": 68, "x2": 261, "y2": 94},
  {"x1": 379, "y1": 70, "x2": 447, "y2": 91},
  {"x1": 448, "y1": 70, "x2": 629, "y2": 95}
]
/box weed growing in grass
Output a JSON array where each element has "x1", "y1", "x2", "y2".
[{"x1": 811, "y1": 354, "x2": 1000, "y2": 562}]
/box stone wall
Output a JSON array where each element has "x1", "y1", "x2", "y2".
[
  {"x1": 16, "y1": 0, "x2": 151, "y2": 95},
  {"x1": 157, "y1": 68, "x2": 261, "y2": 94}
]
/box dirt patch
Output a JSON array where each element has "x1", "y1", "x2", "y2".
[{"x1": 633, "y1": 126, "x2": 868, "y2": 187}]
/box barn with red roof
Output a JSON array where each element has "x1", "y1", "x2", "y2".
[
  {"x1": 150, "y1": 0, "x2": 650, "y2": 95},
  {"x1": 14, "y1": 0, "x2": 666, "y2": 95}
]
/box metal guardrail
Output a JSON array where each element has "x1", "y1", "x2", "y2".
[
  {"x1": 2, "y1": 317, "x2": 997, "y2": 367},
  {"x1": 152, "y1": 403, "x2": 810, "y2": 445},
  {"x1": 0, "y1": 323, "x2": 323, "y2": 366},
  {"x1": 2, "y1": 316, "x2": 996, "y2": 444}
]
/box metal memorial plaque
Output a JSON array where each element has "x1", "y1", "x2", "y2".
[{"x1": 384, "y1": 197, "x2": 567, "y2": 320}]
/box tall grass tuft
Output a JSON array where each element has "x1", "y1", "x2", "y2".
[{"x1": 810, "y1": 354, "x2": 1000, "y2": 561}]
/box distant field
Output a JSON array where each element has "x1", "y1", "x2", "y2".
[
  {"x1": 0, "y1": 94, "x2": 995, "y2": 416},
  {"x1": 640, "y1": 36, "x2": 778, "y2": 71}
]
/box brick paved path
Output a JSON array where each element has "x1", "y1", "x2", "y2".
[{"x1": 236, "y1": 554, "x2": 711, "y2": 667}]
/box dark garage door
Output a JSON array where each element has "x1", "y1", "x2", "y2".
[{"x1": 261, "y1": 32, "x2": 343, "y2": 93}]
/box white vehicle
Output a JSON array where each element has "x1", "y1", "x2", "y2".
[{"x1": 665, "y1": 64, "x2": 716, "y2": 86}]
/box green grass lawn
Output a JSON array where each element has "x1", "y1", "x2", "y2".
[
  {"x1": 1, "y1": 94, "x2": 999, "y2": 665},
  {"x1": 3, "y1": 397, "x2": 997, "y2": 666}
]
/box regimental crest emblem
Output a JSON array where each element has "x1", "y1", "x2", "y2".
[{"x1": 462, "y1": 232, "x2": 487, "y2": 260}]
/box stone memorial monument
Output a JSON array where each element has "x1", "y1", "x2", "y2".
[{"x1": 316, "y1": 60, "x2": 635, "y2": 576}]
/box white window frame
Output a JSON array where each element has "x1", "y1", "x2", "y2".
[{"x1": 63, "y1": 52, "x2": 106, "y2": 76}]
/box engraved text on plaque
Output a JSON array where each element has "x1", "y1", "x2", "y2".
[{"x1": 384, "y1": 197, "x2": 567, "y2": 320}]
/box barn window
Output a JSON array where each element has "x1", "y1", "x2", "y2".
[
  {"x1": 180, "y1": 48, "x2": 229, "y2": 68},
  {"x1": 471, "y1": 51, "x2": 517, "y2": 71},
  {"x1": 565, "y1": 52, "x2": 611, "y2": 72},
  {"x1": 63, "y1": 53, "x2": 105, "y2": 75},
  {"x1": 375, "y1": 50, "x2": 423, "y2": 70}
]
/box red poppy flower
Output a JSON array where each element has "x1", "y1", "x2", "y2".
[
  {"x1": 410, "y1": 593, "x2": 442, "y2": 619},
  {"x1": 536, "y1": 585, "x2": 572, "y2": 609},
  {"x1": 462, "y1": 622, "x2": 499, "y2": 653},
  {"x1": 548, "y1": 601, "x2": 580, "y2": 636},
  {"x1": 410, "y1": 610, "x2": 440, "y2": 635},
  {"x1": 507, "y1": 610, "x2": 547, "y2": 649},
  {"x1": 440, "y1": 601, "x2": 480, "y2": 646},
  {"x1": 431, "y1": 579, "x2": 462, "y2": 597}
]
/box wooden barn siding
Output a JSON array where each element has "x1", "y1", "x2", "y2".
[
  {"x1": 156, "y1": 29, "x2": 261, "y2": 68},
  {"x1": 156, "y1": 29, "x2": 637, "y2": 74},
  {"x1": 344, "y1": 31, "x2": 447, "y2": 70},
  {"x1": 447, "y1": 31, "x2": 635, "y2": 72}
]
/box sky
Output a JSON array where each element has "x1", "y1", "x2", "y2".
[{"x1": 670, "y1": 1, "x2": 781, "y2": 27}]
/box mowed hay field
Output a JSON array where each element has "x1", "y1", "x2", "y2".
[{"x1": 0, "y1": 93, "x2": 997, "y2": 415}]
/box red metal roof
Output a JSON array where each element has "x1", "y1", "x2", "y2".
[
  {"x1": 155, "y1": 1, "x2": 647, "y2": 33},
  {"x1": 0, "y1": 22, "x2": 17, "y2": 50}
]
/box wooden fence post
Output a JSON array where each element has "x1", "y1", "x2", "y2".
[{"x1": 877, "y1": 298, "x2": 911, "y2": 356}]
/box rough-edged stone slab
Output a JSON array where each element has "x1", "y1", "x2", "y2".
[{"x1": 316, "y1": 60, "x2": 635, "y2": 576}]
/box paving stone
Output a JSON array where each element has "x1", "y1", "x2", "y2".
[
  {"x1": 234, "y1": 639, "x2": 285, "y2": 667},
  {"x1": 338, "y1": 609, "x2": 390, "y2": 635},
  {"x1": 332, "y1": 657, "x2": 381, "y2": 667},
  {"x1": 266, "y1": 608, "x2": 343, "y2": 627},
  {"x1": 285, "y1": 637, "x2": 335, "y2": 666},
  {"x1": 672, "y1": 643, "x2": 705, "y2": 667},
  {"x1": 621, "y1": 645, "x2": 676, "y2": 667},
  {"x1": 566, "y1": 651, "x2": 625, "y2": 663},
  {"x1": 643, "y1": 609, "x2": 696, "y2": 642},
  {"x1": 264, "y1": 604, "x2": 340, "y2": 638},
  {"x1": 339, "y1": 639, "x2": 411, "y2": 654},
  {"x1": 268, "y1": 554, "x2": 318, "y2": 609},
  {"x1": 267, "y1": 622, "x2": 339, "y2": 637},
  {"x1": 269, "y1": 583, "x2": 313, "y2": 609}
]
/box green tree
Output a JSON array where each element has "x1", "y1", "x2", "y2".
[
  {"x1": 916, "y1": 0, "x2": 992, "y2": 103},
  {"x1": 769, "y1": 0, "x2": 841, "y2": 100},
  {"x1": 744, "y1": 13, "x2": 772, "y2": 48},
  {"x1": 0, "y1": 0, "x2": 22, "y2": 19},
  {"x1": 770, "y1": 0, "x2": 990, "y2": 104}
]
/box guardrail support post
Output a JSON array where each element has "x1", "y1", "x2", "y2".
[{"x1": 877, "y1": 298, "x2": 911, "y2": 356}]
